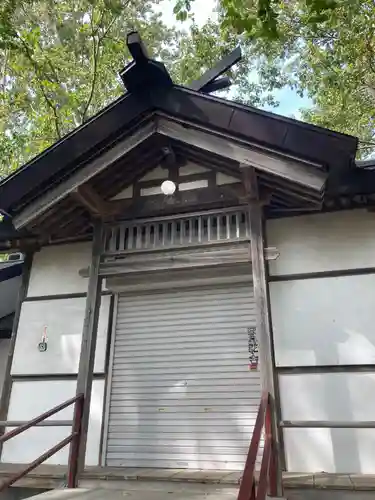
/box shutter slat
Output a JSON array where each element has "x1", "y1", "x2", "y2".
[{"x1": 106, "y1": 283, "x2": 261, "y2": 470}]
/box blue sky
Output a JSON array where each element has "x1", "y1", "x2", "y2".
[
  {"x1": 263, "y1": 87, "x2": 311, "y2": 119},
  {"x1": 159, "y1": 0, "x2": 312, "y2": 120}
]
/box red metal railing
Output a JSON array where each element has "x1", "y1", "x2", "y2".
[
  {"x1": 0, "y1": 393, "x2": 84, "y2": 492},
  {"x1": 237, "y1": 392, "x2": 280, "y2": 500}
]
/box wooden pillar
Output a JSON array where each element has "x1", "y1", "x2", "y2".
[
  {"x1": 242, "y1": 166, "x2": 283, "y2": 496},
  {"x1": 0, "y1": 252, "x2": 33, "y2": 457},
  {"x1": 76, "y1": 220, "x2": 104, "y2": 474}
]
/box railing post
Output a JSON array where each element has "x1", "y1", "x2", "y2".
[
  {"x1": 0, "y1": 395, "x2": 82, "y2": 492},
  {"x1": 237, "y1": 393, "x2": 267, "y2": 500},
  {"x1": 250, "y1": 483, "x2": 256, "y2": 500},
  {"x1": 67, "y1": 395, "x2": 84, "y2": 488},
  {"x1": 265, "y1": 396, "x2": 278, "y2": 498}
]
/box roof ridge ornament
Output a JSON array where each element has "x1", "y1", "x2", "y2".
[
  {"x1": 120, "y1": 31, "x2": 242, "y2": 95},
  {"x1": 119, "y1": 31, "x2": 173, "y2": 92}
]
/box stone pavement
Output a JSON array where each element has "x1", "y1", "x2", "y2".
[
  {"x1": 286, "y1": 490, "x2": 374, "y2": 500},
  {"x1": 284, "y1": 473, "x2": 375, "y2": 491},
  {"x1": 81, "y1": 468, "x2": 375, "y2": 491},
  {"x1": 26, "y1": 482, "x2": 239, "y2": 500},
  {"x1": 81, "y1": 468, "x2": 244, "y2": 485},
  {"x1": 2, "y1": 465, "x2": 375, "y2": 497}
]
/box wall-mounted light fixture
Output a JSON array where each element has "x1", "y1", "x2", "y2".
[{"x1": 161, "y1": 180, "x2": 176, "y2": 196}]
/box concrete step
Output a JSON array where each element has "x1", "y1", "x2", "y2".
[
  {"x1": 5, "y1": 483, "x2": 373, "y2": 500},
  {"x1": 22, "y1": 489, "x2": 288, "y2": 500},
  {"x1": 2, "y1": 466, "x2": 375, "y2": 500},
  {"x1": 23, "y1": 484, "x2": 240, "y2": 500}
]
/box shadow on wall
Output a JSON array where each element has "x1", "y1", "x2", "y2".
[{"x1": 271, "y1": 274, "x2": 375, "y2": 474}]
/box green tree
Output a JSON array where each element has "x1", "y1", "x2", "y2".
[
  {"x1": 229, "y1": 0, "x2": 375, "y2": 155},
  {"x1": 0, "y1": 0, "x2": 173, "y2": 175},
  {"x1": 169, "y1": 20, "x2": 277, "y2": 108},
  {"x1": 174, "y1": 0, "x2": 375, "y2": 156},
  {"x1": 250, "y1": 0, "x2": 375, "y2": 155},
  {"x1": 173, "y1": 0, "x2": 338, "y2": 39},
  {"x1": 0, "y1": 0, "x2": 259, "y2": 177}
]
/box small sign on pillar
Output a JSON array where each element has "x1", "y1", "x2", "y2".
[
  {"x1": 248, "y1": 326, "x2": 259, "y2": 371},
  {"x1": 38, "y1": 325, "x2": 48, "y2": 352}
]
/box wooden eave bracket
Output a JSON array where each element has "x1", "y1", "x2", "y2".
[
  {"x1": 72, "y1": 185, "x2": 109, "y2": 218},
  {"x1": 240, "y1": 164, "x2": 261, "y2": 203},
  {"x1": 72, "y1": 185, "x2": 133, "y2": 219}
]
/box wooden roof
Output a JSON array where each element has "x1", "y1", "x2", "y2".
[{"x1": 0, "y1": 32, "x2": 370, "y2": 249}]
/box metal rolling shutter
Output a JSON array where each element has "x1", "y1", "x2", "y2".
[{"x1": 106, "y1": 283, "x2": 261, "y2": 470}]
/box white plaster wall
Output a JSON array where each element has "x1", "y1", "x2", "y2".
[
  {"x1": 179, "y1": 179, "x2": 208, "y2": 191},
  {"x1": 279, "y1": 373, "x2": 375, "y2": 422},
  {"x1": 111, "y1": 185, "x2": 133, "y2": 200},
  {"x1": 270, "y1": 274, "x2": 375, "y2": 367},
  {"x1": 11, "y1": 295, "x2": 111, "y2": 375},
  {"x1": 140, "y1": 165, "x2": 168, "y2": 181},
  {"x1": 216, "y1": 172, "x2": 239, "y2": 185},
  {"x1": 27, "y1": 242, "x2": 92, "y2": 297},
  {"x1": 284, "y1": 427, "x2": 375, "y2": 473},
  {"x1": 179, "y1": 162, "x2": 209, "y2": 176},
  {"x1": 268, "y1": 210, "x2": 375, "y2": 473},
  {"x1": 281, "y1": 371, "x2": 375, "y2": 472},
  {"x1": 1, "y1": 379, "x2": 105, "y2": 466},
  {"x1": 267, "y1": 210, "x2": 375, "y2": 276}
]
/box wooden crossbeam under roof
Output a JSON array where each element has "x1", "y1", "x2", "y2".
[{"x1": 12, "y1": 114, "x2": 328, "y2": 232}]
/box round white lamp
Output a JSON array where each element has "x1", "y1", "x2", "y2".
[{"x1": 161, "y1": 180, "x2": 176, "y2": 196}]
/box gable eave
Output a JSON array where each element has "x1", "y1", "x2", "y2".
[
  {"x1": 153, "y1": 86, "x2": 358, "y2": 173},
  {"x1": 0, "y1": 91, "x2": 154, "y2": 213},
  {"x1": 11, "y1": 110, "x2": 334, "y2": 233},
  {"x1": 0, "y1": 83, "x2": 366, "y2": 248},
  {"x1": 1, "y1": 83, "x2": 359, "y2": 216}
]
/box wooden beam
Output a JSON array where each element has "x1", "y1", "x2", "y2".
[
  {"x1": 242, "y1": 166, "x2": 274, "y2": 388},
  {"x1": 72, "y1": 185, "x2": 109, "y2": 217},
  {"x1": 189, "y1": 46, "x2": 241, "y2": 91},
  {"x1": 201, "y1": 76, "x2": 231, "y2": 94},
  {"x1": 112, "y1": 183, "x2": 272, "y2": 221},
  {"x1": 13, "y1": 121, "x2": 156, "y2": 230},
  {"x1": 127, "y1": 31, "x2": 149, "y2": 63},
  {"x1": 75, "y1": 221, "x2": 104, "y2": 474},
  {"x1": 89, "y1": 135, "x2": 167, "y2": 198},
  {"x1": 157, "y1": 118, "x2": 327, "y2": 192},
  {"x1": 104, "y1": 183, "x2": 252, "y2": 221},
  {"x1": 241, "y1": 165, "x2": 283, "y2": 496},
  {"x1": 73, "y1": 184, "x2": 141, "y2": 220}
]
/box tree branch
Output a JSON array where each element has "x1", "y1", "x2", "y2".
[
  {"x1": 17, "y1": 35, "x2": 62, "y2": 138},
  {"x1": 81, "y1": 6, "x2": 99, "y2": 123},
  {"x1": 1, "y1": 49, "x2": 8, "y2": 102},
  {"x1": 98, "y1": 14, "x2": 118, "y2": 42},
  {"x1": 81, "y1": 12, "x2": 117, "y2": 123}
]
